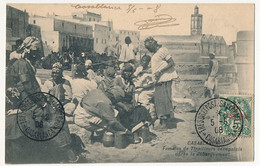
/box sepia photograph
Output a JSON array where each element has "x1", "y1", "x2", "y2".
[{"x1": 4, "y1": 2, "x2": 255, "y2": 164}]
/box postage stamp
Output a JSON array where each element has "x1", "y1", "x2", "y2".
[
  {"x1": 17, "y1": 92, "x2": 65, "y2": 141},
  {"x1": 195, "y1": 97, "x2": 243, "y2": 147},
  {"x1": 222, "y1": 95, "x2": 253, "y2": 137}
]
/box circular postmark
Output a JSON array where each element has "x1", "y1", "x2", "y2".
[
  {"x1": 195, "y1": 97, "x2": 243, "y2": 147},
  {"x1": 17, "y1": 92, "x2": 65, "y2": 141}
]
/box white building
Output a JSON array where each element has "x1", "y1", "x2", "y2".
[{"x1": 29, "y1": 14, "x2": 93, "y2": 56}]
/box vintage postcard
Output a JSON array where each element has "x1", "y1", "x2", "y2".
[{"x1": 5, "y1": 3, "x2": 254, "y2": 164}]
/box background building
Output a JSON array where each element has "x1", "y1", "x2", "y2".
[
  {"x1": 6, "y1": 5, "x2": 29, "y2": 51},
  {"x1": 6, "y1": 5, "x2": 44, "y2": 59},
  {"x1": 92, "y1": 24, "x2": 110, "y2": 54},
  {"x1": 29, "y1": 14, "x2": 93, "y2": 56},
  {"x1": 70, "y1": 11, "x2": 116, "y2": 54},
  {"x1": 150, "y1": 6, "x2": 227, "y2": 63},
  {"x1": 71, "y1": 11, "x2": 140, "y2": 54},
  {"x1": 72, "y1": 11, "x2": 102, "y2": 22},
  {"x1": 145, "y1": 6, "x2": 238, "y2": 95}
]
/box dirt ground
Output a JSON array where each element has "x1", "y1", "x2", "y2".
[
  {"x1": 34, "y1": 70, "x2": 250, "y2": 163},
  {"x1": 68, "y1": 99, "x2": 243, "y2": 163}
]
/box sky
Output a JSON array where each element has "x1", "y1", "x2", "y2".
[{"x1": 8, "y1": 4, "x2": 254, "y2": 45}]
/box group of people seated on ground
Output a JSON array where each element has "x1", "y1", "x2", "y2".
[
  {"x1": 39, "y1": 36, "x2": 198, "y2": 146},
  {"x1": 41, "y1": 55, "x2": 156, "y2": 145},
  {"x1": 6, "y1": 36, "x2": 197, "y2": 163}
]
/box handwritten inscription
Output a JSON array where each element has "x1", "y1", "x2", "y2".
[
  {"x1": 71, "y1": 4, "x2": 161, "y2": 14},
  {"x1": 126, "y1": 4, "x2": 161, "y2": 13},
  {"x1": 134, "y1": 14, "x2": 179, "y2": 30},
  {"x1": 71, "y1": 4, "x2": 122, "y2": 10}
]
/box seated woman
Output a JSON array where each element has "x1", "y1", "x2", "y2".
[
  {"x1": 98, "y1": 66, "x2": 116, "y2": 92},
  {"x1": 42, "y1": 62, "x2": 75, "y2": 121},
  {"x1": 85, "y1": 59, "x2": 104, "y2": 84},
  {"x1": 71, "y1": 64, "x2": 97, "y2": 103},
  {"x1": 114, "y1": 63, "x2": 152, "y2": 143},
  {"x1": 41, "y1": 62, "x2": 78, "y2": 162},
  {"x1": 73, "y1": 86, "x2": 131, "y2": 142}
]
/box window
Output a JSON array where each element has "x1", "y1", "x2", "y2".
[
  {"x1": 93, "y1": 18, "x2": 95, "y2": 21},
  {"x1": 75, "y1": 25, "x2": 76, "y2": 29},
  {"x1": 33, "y1": 20, "x2": 36, "y2": 24},
  {"x1": 104, "y1": 39, "x2": 106, "y2": 44},
  {"x1": 62, "y1": 22, "x2": 64, "y2": 27},
  {"x1": 96, "y1": 38, "x2": 98, "y2": 43},
  {"x1": 89, "y1": 18, "x2": 91, "y2": 21}
]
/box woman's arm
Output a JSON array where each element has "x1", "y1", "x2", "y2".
[
  {"x1": 161, "y1": 58, "x2": 175, "y2": 73},
  {"x1": 154, "y1": 58, "x2": 175, "y2": 79}
]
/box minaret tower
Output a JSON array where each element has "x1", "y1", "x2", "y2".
[{"x1": 191, "y1": 6, "x2": 203, "y2": 35}]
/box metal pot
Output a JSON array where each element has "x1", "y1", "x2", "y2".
[
  {"x1": 102, "y1": 132, "x2": 114, "y2": 147},
  {"x1": 114, "y1": 131, "x2": 129, "y2": 149},
  {"x1": 138, "y1": 126, "x2": 150, "y2": 143}
]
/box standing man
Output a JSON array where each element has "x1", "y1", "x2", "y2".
[
  {"x1": 144, "y1": 37, "x2": 177, "y2": 130},
  {"x1": 205, "y1": 52, "x2": 219, "y2": 98}
]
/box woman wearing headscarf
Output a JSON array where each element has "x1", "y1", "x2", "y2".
[
  {"x1": 144, "y1": 37, "x2": 178, "y2": 130},
  {"x1": 6, "y1": 36, "x2": 53, "y2": 163},
  {"x1": 42, "y1": 62, "x2": 75, "y2": 120},
  {"x1": 6, "y1": 37, "x2": 43, "y2": 139},
  {"x1": 41, "y1": 63, "x2": 79, "y2": 163}
]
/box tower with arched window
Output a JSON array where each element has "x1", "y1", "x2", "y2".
[{"x1": 191, "y1": 6, "x2": 203, "y2": 35}]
